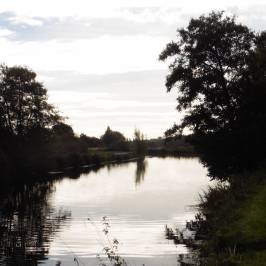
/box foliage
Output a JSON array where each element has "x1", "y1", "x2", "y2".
[
  {"x1": 52, "y1": 123, "x2": 74, "y2": 138},
  {"x1": 159, "y1": 11, "x2": 254, "y2": 134},
  {"x1": 101, "y1": 126, "x2": 129, "y2": 151},
  {"x1": 198, "y1": 172, "x2": 266, "y2": 265},
  {"x1": 133, "y1": 128, "x2": 147, "y2": 156},
  {"x1": 0, "y1": 65, "x2": 88, "y2": 176},
  {"x1": 80, "y1": 133, "x2": 103, "y2": 148},
  {"x1": 160, "y1": 11, "x2": 266, "y2": 180},
  {"x1": 0, "y1": 65, "x2": 62, "y2": 136}
]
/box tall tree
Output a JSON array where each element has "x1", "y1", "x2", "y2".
[
  {"x1": 0, "y1": 65, "x2": 62, "y2": 136},
  {"x1": 159, "y1": 11, "x2": 254, "y2": 136},
  {"x1": 133, "y1": 128, "x2": 147, "y2": 156},
  {"x1": 160, "y1": 12, "x2": 266, "y2": 179}
]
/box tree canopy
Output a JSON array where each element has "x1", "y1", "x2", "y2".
[
  {"x1": 52, "y1": 123, "x2": 75, "y2": 138},
  {"x1": 101, "y1": 126, "x2": 128, "y2": 150},
  {"x1": 80, "y1": 134, "x2": 103, "y2": 148},
  {"x1": 159, "y1": 11, "x2": 256, "y2": 135},
  {"x1": 0, "y1": 65, "x2": 62, "y2": 136},
  {"x1": 160, "y1": 11, "x2": 266, "y2": 179}
]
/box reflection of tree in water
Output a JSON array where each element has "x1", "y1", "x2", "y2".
[
  {"x1": 135, "y1": 158, "x2": 148, "y2": 185},
  {"x1": 0, "y1": 181, "x2": 71, "y2": 266}
]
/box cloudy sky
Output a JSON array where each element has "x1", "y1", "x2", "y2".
[{"x1": 0, "y1": 0, "x2": 265, "y2": 138}]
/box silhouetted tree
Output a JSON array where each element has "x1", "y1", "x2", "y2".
[
  {"x1": 160, "y1": 11, "x2": 266, "y2": 180},
  {"x1": 50, "y1": 123, "x2": 85, "y2": 160},
  {"x1": 52, "y1": 123, "x2": 74, "y2": 138},
  {"x1": 101, "y1": 126, "x2": 128, "y2": 150},
  {"x1": 133, "y1": 128, "x2": 147, "y2": 156},
  {"x1": 0, "y1": 65, "x2": 64, "y2": 176},
  {"x1": 160, "y1": 11, "x2": 255, "y2": 136},
  {"x1": 80, "y1": 134, "x2": 103, "y2": 148},
  {"x1": 0, "y1": 65, "x2": 62, "y2": 136}
]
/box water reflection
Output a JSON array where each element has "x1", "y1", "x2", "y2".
[
  {"x1": 135, "y1": 158, "x2": 148, "y2": 185},
  {"x1": 0, "y1": 157, "x2": 211, "y2": 266},
  {"x1": 0, "y1": 181, "x2": 71, "y2": 266}
]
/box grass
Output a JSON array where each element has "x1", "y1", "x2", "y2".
[
  {"x1": 201, "y1": 250, "x2": 266, "y2": 266},
  {"x1": 239, "y1": 251, "x2": 266, "y2": 266},
  {"x1": 199, "y1": 167, "x2": 266, "y2": 265},
  {"x1": 236, "y1": 183, "x2": 266, "y2": 245},
  {"x1": 44, "y1": 148, "x2": 135, "y2": 175}
]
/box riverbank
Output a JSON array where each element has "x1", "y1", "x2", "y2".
[
  {"x1": 2, "y1": 140, "x2": 197, "y2": 183},
  {"x1": 2, "y1": 149, "x2": 140, "y2": 182},
  {"x1": 47, "y1": 152, "x2": 142, "y2": 178},
  {"x1": 193, "y1": 166, "x2": 266, "y2": 265}
]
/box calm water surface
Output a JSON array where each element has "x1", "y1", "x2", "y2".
[{"x1": 0, "y1": 157, "x2": 210, "y2": 266}]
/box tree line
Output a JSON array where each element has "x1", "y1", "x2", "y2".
[{"x1": 0, "y1": 66, "x2": 147, "y2": 178}]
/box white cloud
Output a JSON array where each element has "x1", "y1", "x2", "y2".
[
  {"x1": 49, "y1": 90, "x2": 172, "y2": 110},
  {"x1": 0, "y1": 35, "x2": 168, "y2": 74},
  {"x1": 45, "y1": 81, "x2": 178, "y2": 138},
  {"x1": 0, "y1": 28, "x2": 13, "y2": 37},
  {"x1": 8, "y1": 16, "x2": 43, "y2": 26}
]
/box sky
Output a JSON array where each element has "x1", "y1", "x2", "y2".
[{"x1": 0, "y1": 0, "x2": 266, "y2": 138}]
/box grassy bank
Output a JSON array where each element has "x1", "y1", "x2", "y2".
[
  {"x1": 2, "y1": 136, "x2": 196, "y2": 181},
  {"x1": 27, "y1": 149, "x2": 137, "y2": 178},
  {"x1": 199, "y1": 167, "x2": 266, "y2": 265},
  {"x1": 0, "y1": 146, "x2": 139, "y2": 182}
]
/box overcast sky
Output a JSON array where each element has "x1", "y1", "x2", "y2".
[{"x1": 0, "y1": 0, "x2": 265, "y2": 138}]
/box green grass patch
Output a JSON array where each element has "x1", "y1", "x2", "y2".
[
  {"x1": 235, "y1": 183, "x2": 266, "y2": 245},
  {"x1": 199, "y1": 167, "x2": 266, "y2": 265}
]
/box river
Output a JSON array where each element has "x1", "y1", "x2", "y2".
[{"x1": 0, "y1": 157, "x2": 211, "y2": 266}]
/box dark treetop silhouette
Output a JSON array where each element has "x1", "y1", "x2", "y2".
[
  {"x1": 0, "y1": 65, "x2": 64, "y2": 177},
  {"x1": 160, "y1": 11, "x2": 266, "y2": 180},
  {"x1": 0, "y1": 65, "x2": 62, "y2": 136},
  {"x1": 101, "y1": 126, "x2": 129, "y2": 151}
]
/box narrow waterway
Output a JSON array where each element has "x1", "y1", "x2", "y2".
[{"x1": 0, "y1": 157, "x2": 211, "y2": 266}]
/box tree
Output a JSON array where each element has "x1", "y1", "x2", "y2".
[
  {"x1": 52, "y1": 123, "x2": 75, "y2": 138},
  {"x1": 101, "y1": 126, "x2": 128, "y2": 150},
  {"x1": 50, "y1": 123, "x2": 84, "y2": 155},
  {"x1": 133, "y1": 128, "x2": 147, "y2": 156},
  {"x1": 160, "y1": 12, "x2": 266, "y2": 179},
  {"x1": 160, "y1": 11, "x2": 255, "y2": 136},
  {"x1": 80, "y1": 134, "x2": 102, "y2": 148},
  {"x1": 0, "y1": 65, "x2": 62, "y2": 136}
]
